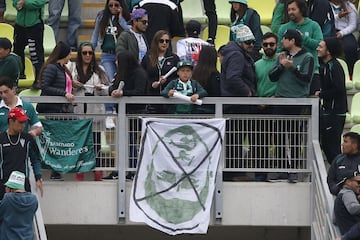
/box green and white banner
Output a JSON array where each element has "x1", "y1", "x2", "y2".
[
  {"x1": 130, "y1": 118, "x2": 225, "y2": 235},
  {"x1": 36, "y1": 119, "x2": 95, "y2": 173}
]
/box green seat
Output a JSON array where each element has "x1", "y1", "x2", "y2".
[
  {"x1": 18, "y1": 57, "x2": 35, "y2": 88},
  {"x1": 337, "y1": 58, "x2": 353, "y2": 90},
  {"x1": 351, "y1": 92, "x2": 360, "y2": 123},
  {"x1": 261, "y1": 25, "x2": 272, "y2": 34},
  {"x1": 353, "y1": 60, "x2": 360, "y2": 90},
  {"x1": 18, "y1": 88, "x2": 41, "y2": 110},
  {"x1": 4, "y1": 0, "x2": 16, "y2": 22},
  {"x1": 346, "y1": 112, "x2": 352, "y2": 124},
  {"x1": 202, "y1": 25, "x2": 230, "y2": 50},
  {"x1": 0, "y1": 23, "x2": 14, "y2": 43},
  {"x1": 181, "y1": 0, "x2": 206, "y2": 24},
  {"x1": 350, "y1": 124, "x2": 360, "y2": 134},
  {"x1": 216, "y1": 0, "x2": 231, "y2": 25},
  {"x1": 24, "y1": 24, "x2": 56, "y2": 56},
  {"x1": 100, "y1": 131, "x2": 111, "y2": 155},
  {"x1": 248, "y1": 0, "x2": 276, "y2": 25}
]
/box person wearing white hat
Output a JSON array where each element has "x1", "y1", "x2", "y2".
[
  {"x1": 219, "y1": 24, "x2": 257, "y2": 181},
  {"x1": 0, "y1": 171, "x2": 38, "y2": 240}
]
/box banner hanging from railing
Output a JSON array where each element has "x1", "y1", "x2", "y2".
[
  {"x1": 36, "y1": 119, "x2": 95, "y2": 173},
  {"x1": 130, "y1": 118, "x2": 225, "y2": 235}
]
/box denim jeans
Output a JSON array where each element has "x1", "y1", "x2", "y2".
[
  {"x1": 47, "y1": 0, "x2": 82, "y2": 49},
  {"x1": 101, "y1": 52, "x2": 117, "y2": 113}
]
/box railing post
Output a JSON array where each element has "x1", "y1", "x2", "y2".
[{"x1": 117, "y1": 99, "x2": 127, "y2": 222}]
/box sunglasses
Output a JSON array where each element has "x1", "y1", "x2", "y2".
[
  {"x1": 108, "y1": 3, "x2": 120, "y2": 8},
  {"x1": 244, "y1": 40, "x2": 255, "y2": 45},
  {"x1": 262, "y1": 42, "x2": 276, "y2": 47},
  {"x1": 159, "y1": 39, "x2": 170, "y2": 44},
  {"x1": 138, "y1": 19, "x2": 148, "y2": 25},
  {"x1": 82, "y1": 51, "x2": 93, "y2": 56}
]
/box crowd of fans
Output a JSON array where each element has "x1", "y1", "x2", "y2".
[{"x1": 1, "y1": 0, "x2": 360, "y2": 238}]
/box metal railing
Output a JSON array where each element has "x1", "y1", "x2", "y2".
[
  {"x1": 311, "y1": 140, "x2": 340, "y2": 240},
  {"x1": 21, "y1": 95, "x2": 338, "y2": 239}
]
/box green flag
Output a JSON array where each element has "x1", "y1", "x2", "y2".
[{"x1": 36, "y1": 119, "x2": 96, "y2": 173}]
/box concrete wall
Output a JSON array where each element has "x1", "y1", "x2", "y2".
[{"x1": 39, "y1": 181, "x2": 311, "y2": 226}]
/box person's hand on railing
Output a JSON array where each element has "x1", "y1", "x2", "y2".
[{"x1": 65, "y1": 93, "x2": 74, "y2": 102}]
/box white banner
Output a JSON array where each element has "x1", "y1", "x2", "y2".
[{"x1": 130, "y1": 118, "x2": 225, "y2": 235}]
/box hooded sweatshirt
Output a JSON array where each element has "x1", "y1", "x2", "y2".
[
  {"x1": 277, "y1": 17, "x2": 323, "y2": 74},
  {"x1": 0, "y1": 192, "x2": 38, "y2": 240}
]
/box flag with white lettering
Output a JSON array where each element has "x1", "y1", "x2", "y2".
[
  {"x1": 36, "y1": 119, "x2": 95, "y2": 173},
  {"x1": 130, "y1": 118, "x2": 225, "y2": 235}
]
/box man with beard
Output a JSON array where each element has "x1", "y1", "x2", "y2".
[
  {"x1": 116, "y1": 8, "x2": 149, "y2": 63},
  {"x1": 277, "y1": 0, "x2": 323, "y2": 95},
  {"x1": 253, "y1": 32, "x2": 279, "y2": 181}
]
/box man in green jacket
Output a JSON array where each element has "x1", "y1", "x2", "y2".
[
  {"x1": 277, "y1": 0, "x2": 323, "y2": 95},
  {"x1": 0, "y1": 38, "x2": 21, "y2": 87},
  {"x1": 12, "y1": 0, "x2": 46, "y2": 86},
  {"x1": 269, "y1": 29, "x2": 314, "y2": 183}
]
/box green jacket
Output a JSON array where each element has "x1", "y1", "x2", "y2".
[
  {"x1": 0, "y1": 53, "x2": 22, "y2": 86},
  {"x1": 13, "y1": 0, "x2": 46, "y2": 27},
  {"x1": 255, "y1": 54, "x2": 278, "y2": 97},
  {"x1": 277, "y1": 17, "x2": 323, "y2": 73},
  {"x1": 269, "y1": 48, "x2": 314, "y2": 98}
]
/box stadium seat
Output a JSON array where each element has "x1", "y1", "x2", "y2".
[
  {"x1": 100, "y1": 131, "x2": 111, "y2": 155},
  {"x1": 350, "y1": 124, "x2": 360, "y2": 134},
  {"x1": 18, "y1": 88, "x2": 41, "y2": 110},
  {"x1": 261, "y1": 25, "x2": 272, "y2": 34},
  {"x1": 202, "y1": 25, "x2": 230, "y2": 50},
  {"x1": 24, "y1": 24, "x2": 56, "y2": 57},
  {"x1": 18, "y1": 57, "x2": 35, "y2": 89},
  {"x1": 0, "y1": 23, "x2": 14, "y2": 43},
  {"x1": 353, "y1": 60, "x2": 360, "y2": 90},
  {"x1": 216, "y1": 0, "x2": 231, "y2": 25},
  {"x1": 181, "y1": 0, "x2": 207, "y2": 24},
  {"x1": 247, "y1": 0, "x2": 276, "y2": 25},
  {"x1": 350, "y1": 92, "x2": 360, "y2": 123},
  {"x1": 337, "y1": 58, "x2": 353, "y2": 90}
]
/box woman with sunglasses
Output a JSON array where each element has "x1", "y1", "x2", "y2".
[
  {"x1": 141, "y1": 30, "x2": 180, "y2": 113},
  {"x1": 91, "y1": 0, "x2": 131, "y2": 120},
  {"x1": 66, "y1": 42, "x2": 110, "y2": 181}
]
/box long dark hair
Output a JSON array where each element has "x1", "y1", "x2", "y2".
[
  {"x1": 98, "y1": 0, "x2": 130, "y2": 39},
  {"x1": 230, "y1": 2, "x2": 248, "y2": 22},
  {"x1": 37, "y1": 41, "x2": 71, "y2": 88},
  {"x1": 114, "y1": 50, "x2": 140, "y2": 84},
  {"x1": 76, "y1": 42, "x2": 109, "y2": 85},
  {"x1": 192, "y1": 45, "x2": 218, "y2": 89},
  {"x1": 148, "y1": 30, "x2": 171, "y2": 67}
]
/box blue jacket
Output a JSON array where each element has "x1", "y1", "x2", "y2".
[
  {"x1": 0, "y1": 192, "x2": 38, "y2": 240},
  {"x1": 220, "y1": 41, "x2": 256, "y2": 97}
]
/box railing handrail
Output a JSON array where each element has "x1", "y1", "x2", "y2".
[{"x1": 312, "y1": 140, "x2": 340, "y2": 239}]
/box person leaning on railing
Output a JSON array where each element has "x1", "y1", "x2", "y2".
[{"x1": 36, "y1": 41, "x2": 75, "y2": 181}]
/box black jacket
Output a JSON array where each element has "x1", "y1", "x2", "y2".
[
  {"x1": 319, "y1": 58, "x2": 348, "y2": 114},
  {"x1": 37, "y1": 63, "x2": 73, "y2": 113}
]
